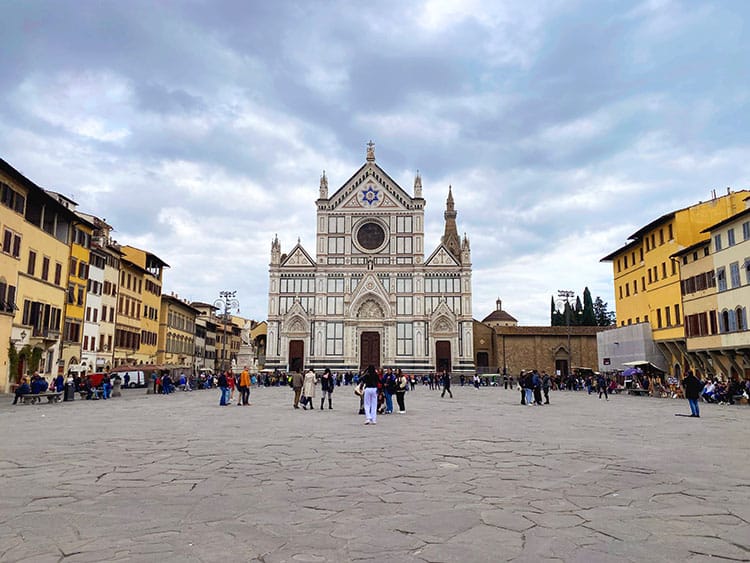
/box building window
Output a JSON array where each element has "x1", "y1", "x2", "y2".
[
  {"x1": 328, "y1": 216, "x2": 344, "y2": 233},
  {"x1": 633, "y1": 281, "x2": 637, "y2": 295},
  {"x1": 54, "y1": 263, "x2": 62, "y2": 285},
  {"x1": 728, "y1": 228, "x2": 736, "y2": 247},
  {"x1": 396, "y1": 216, "x2": 413, "y2": 233},
  {"x1": 325, "y1": 322, "x2": 343, "y2": 355},
  {"x1": 737, "y1": 307, "x2": 747, "y2": 331},
  {"x1": 668, "y1": 224, "x2": 673, "y2": 240},
  {"x1": 619, "y1": 286, "x2": 623, "y2": 299},
  {"x1": 662, "y1": 262, "x2": 667, "y2": 279},
  {"x1": 396, "y1": 296, "x2": 413, "y2": 315},
  {"x1": 730, "y1": 262, "x2": 741, "y2": 288},
  {"x1": 743, "y1": 221, "x2": 750, "y2": 241},
  {"x1": 326, "y1": 296, "x2": 343, "y2": 315},
  {"x1": 396, "y1": 236, "x2": 412, "y2": 254},
  {"x1": 665, "y1": 306, "x2": 671, "y2": 327},
  {"x1": 656, "y1": 308, "x2": 662, "y2": 328},
  {"x1": 617, "y1": 259, "x2": 621, "y2": 272},
  {"x1": 27, "y1": 250, "x2": 36, "y2": 276},
  {"x1": 674, "y1": 304, "x2": 680, "y2": 325},
  {"x1": 659, "y1": 229, "x2": 664, "y2": 245},
  {"x1": 396, "y1": 322, "x2": 413, "y2": 355},
  {"x1": 326, "y1": 277, "x2": 344, "y2": 293},
  {"x1": 641, "y1": 277, "x2": 646, "y2": 291},
  {"x1": 396, "y1": 277, "x2": 413, "y2": 293},
  {"x1": 623, "y1": 255, "x2": 628, "y2": 269},
  {"x1": 625, "y1": 284, "x2": 630, "y2": 297},
  {"x1": 327, "y1": 237, "x2": 344, "y2": 254},
  {"x1": 41, "y1": 257, "x2": 50, "y2": 281},
  {"x1": 717, "y1": 267, "x2": 727, "y2": 291},
  {"x1": 714, "y1": 234, "x2": 722, "y2": 251},
  {"x1": 745, "y1": 259, "x2": 750, "y2": 284}
]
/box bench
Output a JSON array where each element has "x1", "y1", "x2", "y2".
[
  {"x1": 22, "y1": 392, "x2": 63, "y2": 405},
  {"x1": 628, "y1": 389, "x2": 650, "y2": 397}
]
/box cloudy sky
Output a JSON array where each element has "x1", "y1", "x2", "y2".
[{"x1": 3, "y1": 0, "x2": 750, "y2": 325}]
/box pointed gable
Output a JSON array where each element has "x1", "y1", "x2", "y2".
[
  {"x1": 425, "y1": 244, "x2": 460, "y2": 267},
  {"x1": 324, "y1": 162, "x2": 414, "y2": 212},
  {"x1": 280, "y1": 244, "x2": 316, "y2": 268}
]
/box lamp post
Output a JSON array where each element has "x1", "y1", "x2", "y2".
[
  {"x1": 557, "y1": 290, "x2": 575, "y2": 376},
  {"x1": 213, "y1": 290, "x2": 239, "y2": 372}
]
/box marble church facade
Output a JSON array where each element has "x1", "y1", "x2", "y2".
[{"x1": 265, "y1": 143, "x2": 474, "y2": 376}]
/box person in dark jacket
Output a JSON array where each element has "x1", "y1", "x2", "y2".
[
  {"x1": 320, "y1": 367, "x2": 334, "y2": 410},
  {"x1": 13, "y1": 377, "x2": 31, "y2": 404},
  {"x1": 440, "y1": 370, "x2": 453, "y2": 398},
  {"x1": 532, "y1": 371, "x2": 543, "y2": 405},
  {"x1": 217, "y1": 371, "x2": 229, "y2": 406},
  {"x1": 541, "y1": 371, "x2": 551, "y2": 404},
  {"x1": 363, "y1": 365, "x2": 380, "y2": 424},
  {"x1": 683, "y1": 370, "x2": 704, "y2": 417}
]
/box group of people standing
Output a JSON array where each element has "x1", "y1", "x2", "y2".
[
  {"x1": 357, "y1": 365, "x2": 410, "y2": 424},
  {"x1": 217, "y1": 367, "x2": 252, "y2": 406},
  {"x1": 289, "y1": 367, "x2": 336, "y2": 410}
]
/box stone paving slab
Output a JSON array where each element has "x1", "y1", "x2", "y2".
[{"x1": 0, "y1": 386, "x2": 748, "y2": 562}]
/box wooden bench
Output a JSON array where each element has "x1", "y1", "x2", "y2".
[
  {"x1": 22, "y1": 392, "x2": 63, "y2": 405},
  {"x1": 628, "y1": 388, "x2": 650, "y2": 396}
]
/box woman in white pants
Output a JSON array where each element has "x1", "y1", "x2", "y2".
[{"x1": 362, "y1": 365, "x2": 380, "y2": 425}]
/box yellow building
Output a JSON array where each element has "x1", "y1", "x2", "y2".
[
  {"x1": 1, "y1": 159, "x2": 79, "y2": 390},
  {"x1": 602, "y1": 189, "x2": 749, "y2": 375},
  {"x1": 158, "y1": 294, "x2": 199, "y2": 367},
  {"x1": 114, "y1": 246, "x2": 168, "y2": 366},
  {"x1": 46, "y1": 192, "x2": 96, "y2": 373},
  {"x1": 676, "y1": 201, "x2": 750, "y2": 380}
]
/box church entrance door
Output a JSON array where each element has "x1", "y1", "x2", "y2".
[
  {"x1": 436, "y1": 341, "x2": 451, "y2": 373},
  {"x1": 359, "y1": 332, "x2": 380, "y2": 371},
  {"x1": 288, "y1": 340, "x2": 304, "y2": 373}
]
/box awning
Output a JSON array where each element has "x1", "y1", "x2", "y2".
[{"x1": 621, "y1": 361, "x2": 664, "y2": 372}]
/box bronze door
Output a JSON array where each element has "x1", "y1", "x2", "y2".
[
  {"x1": 289, "y1": 340, "x2": 304, "y2": 373},
  {"x1": 436, "y1": 341, "x2": 451, "y2": 373},
  {"x1": 359, "y1": 332, "x2": 380, "y2": 371}
]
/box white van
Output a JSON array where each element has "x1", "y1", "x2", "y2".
[{"x1": 119, "y1": 370, "x2": 147, "y2": 388}]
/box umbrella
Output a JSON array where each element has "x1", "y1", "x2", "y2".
[{"x1": 622, "y1": 367, "x2": 642, "y2": 377}]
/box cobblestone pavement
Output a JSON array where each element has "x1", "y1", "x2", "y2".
[{"x1": 0, "y1": 385, "x2": 748, "y2": 563}]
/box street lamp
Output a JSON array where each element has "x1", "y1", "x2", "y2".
[
  {"x1": 213, "y1": 290, "x2": 239, "y2": 372},
  {"x1": 557, "y1": 290, "x2": 575, "y2": 376}
]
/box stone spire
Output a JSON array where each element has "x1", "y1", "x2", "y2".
[
  {"x1": 319, "y1": 170, "x2": 328, "y2": 199},
  {"x1": 366, "y1": 140, "x2": 375, "y2": 162},
  {"x1": 271, "y1": 234, "x2": 281, "y2": 265},
  {"x1": 442, "y1": 185, "x2": 461, "y2": 261},
  {"x1": 414, "y1": 170, "x2": 423, "y2": 198}
]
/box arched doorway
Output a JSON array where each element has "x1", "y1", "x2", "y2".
[{"x1": 288, "y1": 340, "x2": 304, "y2": 373}]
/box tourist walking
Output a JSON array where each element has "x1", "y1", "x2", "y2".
[
  {"x1": 597, "y1": 374, "x2": 609, "y2": 401},
  {"x1": 320, "y1": 367, "x2": 334, "y2": 410},
  {"x1": 363, "y1": 365, "x2": 379, "y2": 424},
  {"x1": 291, "y1": 371, "x2": 304, "y2": 409},
  {"x1": 238, "y1": 366, "x2": 251, "y2": 406},
  {"x1": 395, "y1": 369, "x2": 408, "y2": 413},
  {"x1": 683, "y1": 369, "x2": 704, "y2": 418},
  {"x1": 440, "y1": 370, "x2": 453, "y2": 398},
  {"x1": 301, "y1": 368, "x2": 317, "y2": 410}
]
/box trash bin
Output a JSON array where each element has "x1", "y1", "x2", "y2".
[{"x1": 64, "y1": 381, "x2": 75, "y2": 401}]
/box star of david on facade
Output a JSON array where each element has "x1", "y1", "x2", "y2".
[{"x1": 362, "y1": 186, "x2": 379, "y2": 205}]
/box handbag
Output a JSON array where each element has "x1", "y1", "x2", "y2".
[{"x1": 354, "y1": 383, "x2": 364, "y2": 397}]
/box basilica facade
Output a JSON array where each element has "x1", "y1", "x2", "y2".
[{"x1": 265, "y1": 143, "x2": 474, "y2": 376}]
